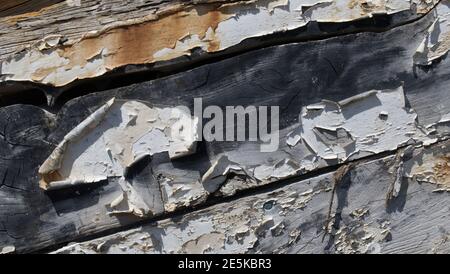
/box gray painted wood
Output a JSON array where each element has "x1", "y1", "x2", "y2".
[
  {"x1": 1, "y1": 2, "x2": 450, "y2": 253},
  {"x1": 0, "y1": 0, "x2": 437, "y2": 88},
  {"x1": 0, "y1": 1, "x2": 63, "y2": 18},
  {"x1": 53, "y1": 139, "x2": 450, "y2": 254}
]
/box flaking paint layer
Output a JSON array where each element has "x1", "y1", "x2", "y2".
[{"x1": 0, "y1": 0, "x2": 438, "y2": 87}]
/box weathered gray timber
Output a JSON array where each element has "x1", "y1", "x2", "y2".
[
  {"x1": 52, "y1": 139, "x2": 450, "y2": 254},
  {"x1": 1, "y1": 1, "x2": 450, "y2": 254},
  {"x1": 0, "y1": 0, "x2": 438, "y2": 88},
  {"x1": 0, "y1": 0, "x2": 62, "y2": 18}
]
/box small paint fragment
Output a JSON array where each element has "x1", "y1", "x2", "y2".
[
  {"x1": 414, "y1": 4, "x2": 450, "y2": 66},
  {"x1": 0, "y1": 246, "x2": 15, "y2": 254}
]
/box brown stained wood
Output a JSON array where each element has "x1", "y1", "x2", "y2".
[{"x1": 0, "y1": 0, "x2": 438, "y2": 87}]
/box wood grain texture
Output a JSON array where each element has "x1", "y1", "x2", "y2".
[
  {"x1": 0, "y1": 104, "x2": 163, "y2": 253},
  {"x1": 1, "y1": 2, "x2": 450, "y2": 253},
  {"x1": 0, "y1": 1, "x2": 63, "y2": 18},
  {"x1": 52, "y1": 140, "x2": 450, "y2": 254},
  {"x1": 0, "y1": 0, "x2": 438, "y2": 87}
]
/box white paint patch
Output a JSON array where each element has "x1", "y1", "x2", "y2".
[
  {"x1": 108, "y1": 178, "x2": 153, "y2": 217},
  {"x1": 414, "y1": 3, "x2": 450, "y2": 65},
  {"x1": 39, "y1": 99, "x2": 198, "y2": 190},
  {"x1": 299, "y1": 86, "x2": 427, "y2": 162},
  {"x1": 0, "y1": 246, "x2": 15, "y2": 254},
  {"x1": 159, "y1": 174, "x2": 207, "y2": 212},
  {"x1": 403, "y1": 146, "x2": 450, "y2": 191},
  {"x1": 0, "y1": 0, "x2": 437, "y2": 87},
  {"x1": 66, "y1": 0, "x2": 81, "y2": 7},
  {"x1": 254, "y1": 159, "x2": 301, "y2": 181}
]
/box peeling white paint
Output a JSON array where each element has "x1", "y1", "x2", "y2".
[
  {"x1": 439, "y1": 112, "x2": 450, "y2": 123},
  {"x1": 39, "y1": 99, "x2": 198, "y2": 190},
  {"x1": 66, "y1": 0, "x2": 81, "y2": 7},
  {"x1": 298, "y1": 86, "x2": 428, "y2": 162},
  {"x1": 0, "y1": 0, "x2": 438, "y2": 87},
  {"x1": 108, "y1": 178, "x2": 153, "y2": 217},
  {"x1": 51, "y1": 174, "x2": 330, "y2": 254},
  {"x1": 253, "y1": 159, "x2": 301, "y2": 181},
  {"x1": 392, "y1": 162, "x2": 404, "y2": 197},
  {"x1": 404, "y1": 145, "x2": 450, "y2": 191},
  {"x1": 247, "y1": 86, "x2": 431, "y2": 186},
  {"x1": 414, "y1": 3, "x2": 450, "y2": 65},
  {"x1": 159, "y1": 174, "x2": 207, "y2": 212},
  {"x1": 201, "y1": 155, "x2": 247, "y2": 193},
  {"x1": 0, "y1": 246, "x2": 15, "y2": 254},
  {"x1": 286, "y1": 130, "x2": 302, "y2": 147},
  {"x1": 334, "y1": 221, "x2": 392, "y2": 254}
]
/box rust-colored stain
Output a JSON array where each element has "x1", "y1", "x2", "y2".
[
  {"x1": 1, "y1": 0, "x2": 439, "y2": 87},
  {"x1": 348, "y1": 0, "x2": 359, "y2": 9},
  {"x1": 32, "y1": 65, "x2": 58, "y2": 82},
  {"x1": 39, "y1": 171, "x2": 62, "y2": 190},
  {"x1": 55, "y1": 3, "x2": 229, "y2": 73},
  {"x1": 347, "y1": 0, "x2": 386, "y2": 17},
  {"x1": 433, "y1": 155, "x2": 450, "y2": 186},
  {"x1": 416, "y1": 0, "x2": 438, "y2": 14}
]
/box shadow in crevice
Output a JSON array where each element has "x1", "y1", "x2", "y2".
[
  {"x1": 46, "y1": 180, "x2": 109, "y2": 215},
  {"x1": 324, "y1": 171, "x2": 352, "y2": 252},
  {"x1": 0, "y1": 87, "x2": 48, "y2": 108},
  {"x1": 170, "y1": 141, "x2": 211, "y2": 176},
  {"x1": 2, "y1": 7, "x2": 431, "y2": 115}
]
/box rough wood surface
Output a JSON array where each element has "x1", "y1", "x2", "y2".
[
  {"x1": 1, "y1": 1, "x2": 450, "y2": 254},
  {"x1": 52, "y1": 140, "x2": 450, "y2": 254},
  {"x1": 0, "y1": 0, "x2": 438, "y2": 87},
  {"x1": 0, "y1": 0, "x2": 62, "y2": 18}
]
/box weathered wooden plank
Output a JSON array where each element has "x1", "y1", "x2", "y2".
[
  {"x1": 0, "y1": 104, "x2": 164, "y2": 254},
  {"x1": 52, "y1": 139, "x2": 450, "y2": 254},
  {"x1": 0, "y1": 0, "x2": 439, "y2": 87},
  {"x1": 0, "y1": 1, "x2": 63, "y2": 18},
  {"x1": 2, "y1": 2, "x2": 450, "y2": 253}
]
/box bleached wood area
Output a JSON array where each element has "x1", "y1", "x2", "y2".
[{"x1": 1, "y1": 0, "x2": 450, "y2": 254}]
